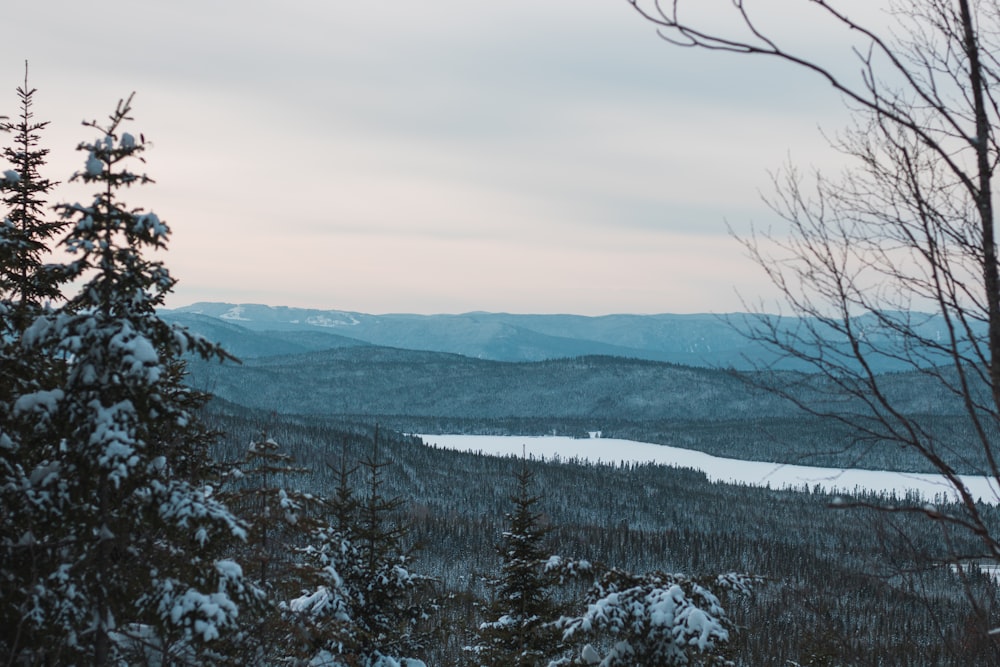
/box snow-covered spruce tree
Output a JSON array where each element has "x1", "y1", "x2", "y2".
[
  {"x1": 288, "y1": 513, "x2": 363, "y2": 663},
  {"x1": 0, "y1": 166, "x2": 45, "y2": 666},
  {"x1": 0, "y1": 75, "x2": 68, "y2": 666},
  {"x1": 221, "y1": 431, "x2": 323, "y2": 591},
  {"x1": 216, "y1": 431, "x2": 328, "y2": 663},
  {"x1": 552, "y1": 570, "x2": 756, "y2": 667},
  {"x1": 0, "y1": 69, "x2": 62, "y2": 454},
  {"x1": 2, "y1": 95, "x2": 259, "y2": 666},
  {"x1": 279, "y1": 437, "x2": 361, "y2": 662},
  {"x1": 290, "y1": 428, "x2": 432, "y2": 667},
  {"x1": 474, "y1": 463, "x2": 590, "y2": 667}
]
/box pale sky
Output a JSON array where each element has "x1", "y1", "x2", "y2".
[{"x1": 3, "y1": 1, "x2": 870, "y2": 315}]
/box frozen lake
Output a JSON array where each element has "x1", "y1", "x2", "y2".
[{"x1": 417, "y1": 434, "x2": 1000, "y2": 505}]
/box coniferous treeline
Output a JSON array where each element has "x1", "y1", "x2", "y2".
[{"x1": 205, "y1": 407, "x2": 1000, "y2": 666}]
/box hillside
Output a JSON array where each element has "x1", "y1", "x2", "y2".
[
  {"x1": 188, "y1": 349, "x2": 779, "y2": 420},
  {"x1": 185, "y1": 343, "x2": 989, "y2": 474},
  {"x1": 202, "y1": 407, "x2": 1000, "y2": 666},
  {"x1": 187, "y1": 343, "x2": 973, "y2": 420}
]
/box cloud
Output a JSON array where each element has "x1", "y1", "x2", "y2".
[{"x1": 1, "y1": 0, "x2": 865, "y2": 314}]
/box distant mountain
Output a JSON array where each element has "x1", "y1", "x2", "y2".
[
  {"x1": 168, "y1": 303, "x2": 984, "y2": 472},
  {"x1": 162, "y1": 311, "x2": 368, "y2": 360},
  {"x1": 164, "y1": 302, "x2": 802, "y2": 368},
  {"x1": 164, "y1": 302, "x2": 968, "y2": 372}
]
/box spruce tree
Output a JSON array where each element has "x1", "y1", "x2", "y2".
[
  {"x1": 291, "y1": 427, "x2": 432, "y2": 667},
  {"x1": 0, "y1": 66, "x2": 61, "y2": 479},
  {"x1": 1, "y1": 95, "x2": 259, "y2": 666},
  {"x1": 222, "y1": 431, "x2": 321, "y2": 591},
  {"x1": 555, "y1": 570, "x2": 756, "y2": 667},
  {"x1": 289, "y1": 437, "x2": 366, "y2": 662},
  {"x1": 475, "y1": 463, "x2": 563, "y2": 667},
  {"x1": 329, "y1": 436, "x2": 360, "y2": 536},
  {"x1": 217, "y1": 430, "x2": 329, "y2": 664},
  {"x1": 355, "y1": 427, "x2": 416, "y2": 652},
  {"x1": 0, "y1": 70, "x2": 68, "y2": 666},
  {"x1": 0, "y1": 63, "x2": 62, "y2": 329}
]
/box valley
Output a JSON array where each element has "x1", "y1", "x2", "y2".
[
  {"x1": 174, "y1": 304, "x2": 994, "y2": 475},
  {"x1": 183, "y1": 302, "x2": 1000, "y2": 665},
  {"x1": 203, "y1": 405, "x2": 999, "y2": 666}
]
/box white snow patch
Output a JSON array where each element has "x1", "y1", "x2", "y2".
[
  {"x1": 13, "y1": 389, "x2": 64, "y2": 417},
  {"x1": 305, "y1": 313, "x2": 360, "y2": 328},
  {"x1": 85, "y1": 152, "x2": 103, "y2": 176},
  {"x1": 220, "y1": 305, "x2": 250, "y2": 321},
  {"x1": 134, "y1": 212, "x2": 167, "y2": 237},
  {"x1": 417, "y1": 434, "x2": 1000, "y2": 505},
  {"x1": 308, "y1": 651, "x2": 345, "y2": 667}
]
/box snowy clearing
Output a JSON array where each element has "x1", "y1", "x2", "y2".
[{"x1": 417, "y1": 434, "x2": 1000, "y2": 505}]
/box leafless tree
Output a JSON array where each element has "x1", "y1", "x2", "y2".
[{"x1": 629, "y1": 0, "x2": 1000, "y2": 643}]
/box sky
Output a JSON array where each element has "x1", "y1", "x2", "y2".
[{"x1": 3, "y1": 1, "x2": 875, "y2": 315}]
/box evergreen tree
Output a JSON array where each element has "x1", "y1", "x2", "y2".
[
  {"x1": 0, "y1": 63, "x2": 62, "y2": 329},
  {"x1": 0, "y1": 66, "x2": 61, "y2": 485},
  {"x1": 329, "y1": 436, "x2": 360, "y2": 536},
  {"x1": 291, "y1": 427, "x2": 432, "y2": 667},
  {"x1": 0, "y1": 70, "x2": 68, "y2": 666},
  {"x1": 475, "y1": 463, "x2": 564, "y2": 667},
  {"x1": 355, "y1": 427, "x2": 420, "y2": 654},
  {"x1": 0, "y1": 94, "x2": 259, "y2": 666},
  {"x1": 222, "y1": 431, "x2": 322, "y2": 592},
  {"x1": 283, "y1": 437, "x2": 362, "y2": 662},
  {"x1": 217, "y1": 430, "x2": 328, "y2": 664},
  {"x1": 0, "y1": 169, "x2": 44, "y2": 667}
]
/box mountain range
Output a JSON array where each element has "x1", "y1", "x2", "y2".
[
  {"x1": 162, "y1": 302, "x2": 816, "y2": 369},
  {"x1": 163, "y1": 304, "x2": 969, "y2": 422},
  {"x1": 164, "y1": 302, "x2": 966, "y2": 372}
]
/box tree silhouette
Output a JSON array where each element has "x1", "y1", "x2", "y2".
[{"x1": 628, "y1": 0, "x2": 1000, "y2": 647}]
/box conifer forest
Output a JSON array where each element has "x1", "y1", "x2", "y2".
[{"x1": 7, "y1": 2, "x2": 1000, "y2": 665}]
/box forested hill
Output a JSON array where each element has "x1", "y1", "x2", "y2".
[
  {"x1": 188, "y1": 349, "x2": 769, "y2": 420},
  {"x1": 186, "y1": 344, "x2": 968, "y2": 423},
  {"x1": 186, "y1": 344, "x2": 989, "y2": 473}
]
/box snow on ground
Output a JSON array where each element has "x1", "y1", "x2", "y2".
[
  {"x1": 305, "y1": 313, "x2": 360, "y2": 328},
  {"x1": 220, "y1": 305, "x2": 250, "y2": 321},
  {"x1": 416, "y1": 434, "x2": 1000, "y2": 505}
]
